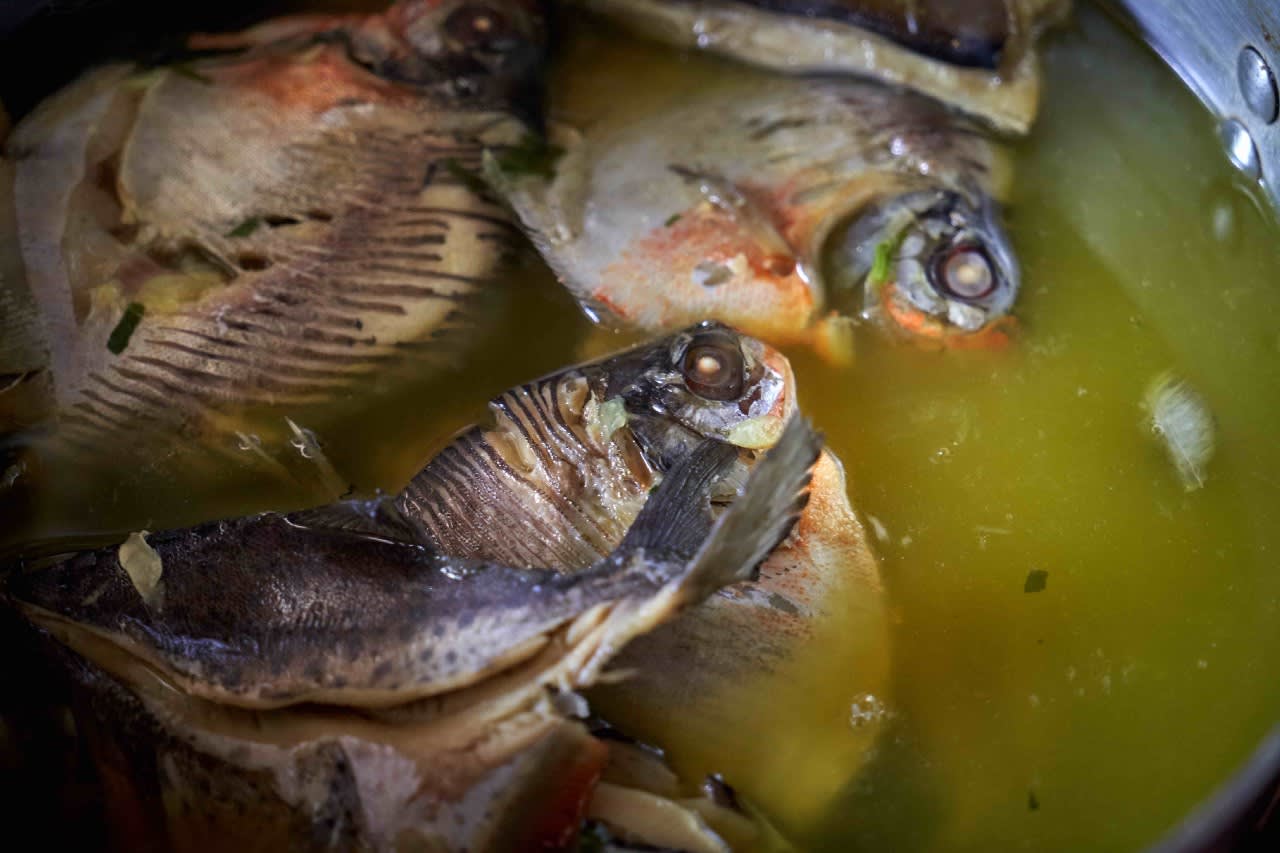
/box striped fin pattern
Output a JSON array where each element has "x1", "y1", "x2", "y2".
[
  {"x1": 399, "y1": 371, "x2": 654, "y2": 570},
  {"x1": 13, "y1": 40, "x2": 528, "y2": 463}
]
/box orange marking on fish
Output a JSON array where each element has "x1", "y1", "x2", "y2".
[
  {"x1": 216, "y1": 47, "x2": 418, "y2": 114},
  {"x1": 883, "y1": 283, "x2": 1015, "y2": 350},
  {"x1": 510, "y1": 734, "x2": 608, "y2": 850}
]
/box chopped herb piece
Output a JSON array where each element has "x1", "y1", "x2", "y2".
[
  {"x1": 227, "y1": 217, "x2": 261, "y2": 238},
  {"x1": 868, "y1": 240, "x2": 893, "y2": 287},
  {"x1": 1028, "y1": 790, "x2": 1040, "y2": 811},
  {"x1": 170, "y1": 63, "x2": 214, "y2": 85},
  {"x1": 575, "y1": 821, "x2": 610, "y2": 853},
  {"x1": 664, "y1": 213, "x2": 682, "y2": 227},
  {"x1": 442, "y1": 158, "x2": 490, "y2": 194},
  {"x1": 494, "y1": 134, "x2": 564, "y2": 180},
  {"x1": 1024, "y1": 569, "x2": 1048, "y2": 593},
  {"x1": 107, "y1": 302, "x2": 146, "y2": 355}
]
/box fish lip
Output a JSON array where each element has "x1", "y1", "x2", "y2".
[
  {"x1": 881, "y1": 283, "x2": 1016, "y2": 349},
  {"x1": 723, "y1": 342, "x2": 796, "y2": 449},
  {"x1": 762, "y1": 344, "x2": 797, "y2": 423}
]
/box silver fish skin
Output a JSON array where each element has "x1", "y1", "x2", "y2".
[{"x1": 573, "y1": 0, "x2": 1072, "y2": 134}]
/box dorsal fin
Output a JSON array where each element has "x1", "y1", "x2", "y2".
[{"x1": 285, "y1": 495, "x2": 422, "y2": 545}]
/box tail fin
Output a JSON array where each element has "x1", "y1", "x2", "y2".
[{"x1": 678, "y1": 416, "x2": 820, "y2": 604}]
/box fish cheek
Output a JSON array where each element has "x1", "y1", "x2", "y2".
[{"x1": 597, "y1": 209, "x2": 818, "y2": 343}]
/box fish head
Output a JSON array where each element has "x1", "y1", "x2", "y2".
[
  {"x1": 587, "y1": 322, "x2": 796, "y2": 464},
  {"x1": 833, "y1": 188, "x2": 1019, "y2": 348},
  {"x1": 358, "y1": 0, "x2": 546, "y2": 117}
]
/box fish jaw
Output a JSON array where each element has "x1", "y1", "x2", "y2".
[
  {"x1": 721, "y1": 338, "x2": 796, "y2": 450},
  {"x1": 880, "y1": 281, "x2": 1017, "y2": 350}
]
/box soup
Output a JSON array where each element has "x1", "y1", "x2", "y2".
[{"x1": 3, "y1": 1, "x2": 1279, "y2": 850}]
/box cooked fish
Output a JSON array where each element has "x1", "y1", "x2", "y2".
[
  {"x1": 306, "y1": 321, "x2": 888, "y2": 827},
  {"x1": 574, "y1": 0, "x2": 1071, "y2": 134},
  {"x1": 9, "y1": 417, "x2": 822, "y2": 851},
  {"x1": 1, "y1": 0, "x2": 545, "y2": 457},
  {"x1": 496, "y1": 75, "x2": 1018, "y2": 359},
  {"x1": 387, "y1": 320, "x2": 796, "y2": 569}
]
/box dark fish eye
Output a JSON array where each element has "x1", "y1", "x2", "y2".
[
  {"x1": 681, "y1": 333, "x2": 745, "y2": 401},
  {"x1": 444, "y1": 4, "x2": 512, "y2": 50},
  {"x1": 932, "y1": 244, "x2": 997, "y2": 301}
]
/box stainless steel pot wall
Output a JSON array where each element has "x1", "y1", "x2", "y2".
[
  {"x1": 1102, "y1": 0, "x2": 1280, "y2": 212},
  {"x1": 1094, "y1": 3, "x2": 1280, "y2": 849}
]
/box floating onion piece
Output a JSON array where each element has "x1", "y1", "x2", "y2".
[{"x1": 1143, "y1": 372, "x2": 1215, "y2": 491}]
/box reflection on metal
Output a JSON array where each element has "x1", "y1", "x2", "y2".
[
  {"x1": 1098, "y1": 5, "x2": 1280, "y2": 851},
  {"x1": 1221, "y1": 118, "x2": 1261, "y2": 179},
  {"x1": 1238, "y1": 46, "x2": 1279, "y2": 124},
  {"x1": 1150, "y1": 725, "x2": 1280, "y2": 853},
  {"x1": 1101, "y1": 0, "x2": 1280, "y2": 211}
]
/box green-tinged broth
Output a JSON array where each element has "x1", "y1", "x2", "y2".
[{"x1": 4, "y1": 2, "x2": 1280, "y2": 851}]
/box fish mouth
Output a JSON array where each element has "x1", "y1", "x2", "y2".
[
  {"x1": 724, "y1": 341, "x2": 796, "y2": 450},
  {"x1": 880, "y1": 284, "x2": 1017, "y2": 349},
  {"x1": 827, "y1": 188, "x2": 1019, "y2": 345}
]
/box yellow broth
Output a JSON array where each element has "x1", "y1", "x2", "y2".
[
  {"x1": 547, "y1": 4, "x2": 1280, "y2": 851},
  {"x1": 3, "y1": 2, "x2": 1280, "y2": 851}
]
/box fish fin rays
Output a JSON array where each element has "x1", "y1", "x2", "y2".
[
  {"x1": 612, "y1": 416, "x2": 820, "y2": 600},
  {"x1": 678, "y1": 417, "x2": 820, "y2": 603},
  {"x1": 614, "y1": 440, "x2": 739, "y2": 559},
  {"x1": 284, "y1": 495, "x2": 423, "y2": 545}
]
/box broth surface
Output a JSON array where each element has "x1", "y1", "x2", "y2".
[{"x1": 4, "y1": 2, "x2": 1280, "y2": 850}]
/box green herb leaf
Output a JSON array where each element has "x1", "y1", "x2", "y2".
[
  {"x1": 107, "y1": 303, "x2": 146, "y2": 355},
  {"x1": 227, "y1": 217, "x2": 261, "y2": 238},
  {"x1": 1028, "y1": 790, "x2": 1040, "y2": 811},
  {"x1": 664, "y1": 213, "x2": 682, "y2": 227},
  {"x1": 494, "y1": 134, "x2": 564, "y2": 180},
  {"x1": 170, "y1": 63, "x2": 214, "y2": 85},
  {"x1": 442, "y1": 158, "x2": 490, "y2": 194},
  {"x1": 867, "y1": 240, "x2": 893, "y2": 287},
  {"x1": 575, "y1": 821, "x2": 610, "y2": 853},
  {"x1": 1024, "y1": 569, "x2": 1048, "y2": 593}
]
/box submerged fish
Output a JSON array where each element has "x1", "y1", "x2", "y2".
[
  {"x1": 8, "y1": 416, "x2": 822, "y2": 850},
  {"x1": 496, "y1": 75, "x2": 1019, "y2": 360},
  {"x1": 0, "y1": 0, "x2": 545, "y2": 455},
  {"x1": 302, "y1": 322, "x2": 888, "y2": 826},
  {"x1": 574, "y1": 0, "x2": 1072, "y2": 134}
]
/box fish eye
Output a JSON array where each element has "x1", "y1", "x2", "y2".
[
  {"x1": 444, "y1": 4, "x2": 512, "y2": 49},
  {"x1": 932, "y1": 244, "x2": 997, "y2": 301},
  {"x1": 681, "y1": 332, "x2": 746, "y2": 401}
]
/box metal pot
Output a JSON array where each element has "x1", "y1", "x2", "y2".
[
  {"x1": 1094, "y1": 3, "x2": 1280, "y2": 849},
  {"x1": 0, "y1": 1, "x2": 1277, "y2": 850}
]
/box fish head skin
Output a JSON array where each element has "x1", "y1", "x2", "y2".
[
  {"x1": 347, "y1": 0, "x2": 547, "y2": 117},
  {"x1": 585, "y1": 321, "x2": 795, "y2": 464},
  {"x1": 834, "y1": 187, "x2": 1019, "y2": 348}
]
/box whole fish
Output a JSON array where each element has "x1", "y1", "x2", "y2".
[
  {"x1": 0, "y1": 0, "x2": 544, "y2": 455},
  {"x1": 497, "y1": 75, "x2": 1019, "y2": 359},
  {"x1": 303, "y1": 322, "x2": 890, "y2": 827},
  {"x1": 573, "y1": 0, "x2": 1071, "y2": 134},
  {"x1": 8, "y1": 416, "x2": 822, "y2": 851}
]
